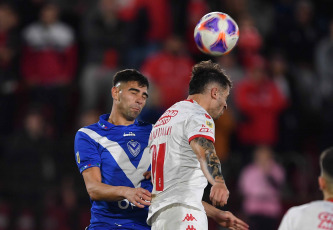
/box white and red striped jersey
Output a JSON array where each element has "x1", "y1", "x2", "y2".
[
  {"x1": 147, "y1": 99, "x2": 215, "y2": 225},
  {"x1": 278, "y1": 200, "x2": 333, "y2": 230}
]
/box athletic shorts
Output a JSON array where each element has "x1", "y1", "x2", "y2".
[
  {"x1": 151, "y1": 203, "x2": 207, "y2": 230},
  {"x1": 86, "y1": 222, "x2": 150, "y2": 230}
]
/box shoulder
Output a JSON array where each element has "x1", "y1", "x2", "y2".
[
  {"x1": 284, "y1": 201, "x2": 319, "y2": 218},
  {"x1": 75, "y1": 123, "x2": 100, "y2": 139}
]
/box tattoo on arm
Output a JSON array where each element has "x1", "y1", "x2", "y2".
[{"x1": 194, "y1": 137, "x2": 224, "y2": 182}]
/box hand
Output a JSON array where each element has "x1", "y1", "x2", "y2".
[
  {"x1": 143, "y1": 171, "x2": 151, "y2": 180},
  {"x1": 210, "y1": 181, "x2": 229, "y2": 207},
  {"x1": 123, "y1": 187, "x2": 151, "y2": 208},
  {"x1": 213, "y1": 210, "x2": 249, "y2": 230}
]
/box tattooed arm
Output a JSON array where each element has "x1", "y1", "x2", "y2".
[{"x1": 190, "y1": 137, "x2": 229, "y2": 206}]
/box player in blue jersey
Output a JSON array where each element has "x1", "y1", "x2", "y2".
[{"x1": 74, "y1": 69, "x2": 153, "y2": 230}]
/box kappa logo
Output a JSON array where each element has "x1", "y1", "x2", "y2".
[
  {"x1": 127, "y1": 140, "x2": 141, "y2": 157},
  {"x1": 186, "y1": 225, "x2": 196, "y2": 230},
  {"x1": 183, "y1": 214, "x2": 197, "y2": 222}
]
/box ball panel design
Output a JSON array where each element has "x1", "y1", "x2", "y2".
[
  {"x1": 193, "y1": 12, "x2": 239, "y2": 56},
  {"x1": 210, "y1": 33, "x2": 227, "y2": 53},
  {"x1": 226, "y1": 19, "x2": 238, "y2": 35},
  {"x1": 201, "y1": 17, "x2": 220, "y2": 33}
]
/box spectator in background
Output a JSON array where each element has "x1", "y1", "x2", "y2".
[
  {"x1": 183, "y1": 0, "x2": 210, "y2": 61},
  {"x1": 236, "y1": 15, "x2": 263, "y2": 69},
  {"x1": 1, "y1": 106, "x2": 56, "y2": 229},
  {"x1": 278, "y1": 0, "x2": 319, "y2": 66},
  {"x1": 21, "y1": 2, "x2": 77, "y2": 136},
  {"x1": 315, "y1": 18, "x2": 333, "y2": 150},
  {"x1": 121, "y1": 0, "x2": 173, "y2": 69},
  {"x1": 41, "y1": 176, "x2": 79, "y2": 230},
  {"x1": 290, "y1": 61, "x2": 322, "y2": 152},
  {"x1": 239, "y1": 145, "x2": 285, "y2": 230},
  {"x1": 268, "y1": 52, "x2": 298, "y2": 152},
  {"x1": 0, "y1": 3, "x2": 20, "y2": 140},
  {"x1": 217, "y1": 53, "x2": 245, "y2": 86},
  {"x1": 140, "y1": 35, "x2": 194, "y2": 114},
  {"x1": 80, "y1": 0, "x2": 129, "y2": 112},
  {"x1": 234, "y1": 55, "x2": 287, "y2": 161}
]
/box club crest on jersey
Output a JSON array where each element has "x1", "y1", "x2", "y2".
[
  {"x1": 127, "y1": 140, "x2": 141, "y2": 157},
  {"x1": 206, "y1": 120, "x2": 213, "y2": 128}
]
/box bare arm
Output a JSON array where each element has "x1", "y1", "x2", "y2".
[
  {"x1": 202, "y1": 201, "x2": 249, "y2": 230},
  {"x1": 82, "y1": 167, "x2": 151, "y2": 208},
  {"x1": 190, "y1": 137, "x2": 224, "y2": 184},
  {"x1": 190, "y1": 137, "x2": 229, "y2": 206}
]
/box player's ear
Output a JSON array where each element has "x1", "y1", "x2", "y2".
[
  {"x1": 318, "y1": 176, "x2": 326, "y2": 191},
  {"x1": 112, "y1": 86, "x2": 120, "y2": 101},
  {"x1": 211, "y1": 87, "x2": 218, "y2": 99}
]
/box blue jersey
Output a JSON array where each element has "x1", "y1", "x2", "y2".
[{"x1": 74, "y1": 114, "x2": 153, "y2": 229}]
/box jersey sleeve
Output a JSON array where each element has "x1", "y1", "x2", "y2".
[
  {"x1": 186, "y1": 113, "x2": 215, "y2": 143},
  {"x1": 74, "y1": 130, "x2": 101, "y2": 173}
]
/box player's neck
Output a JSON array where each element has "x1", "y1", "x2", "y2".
[
  {"x1": 108, "y1": 111, "x2": 135, "y2": 126},
  {"x1": 322, "y1": 189, "x2": 333, "y2": 202},
  {"x1": 324, "y1": 192, "x2": 333, "y2": 202},
  {"x1": 187, "y1": 95, "x2": 210, "y2": 113}
]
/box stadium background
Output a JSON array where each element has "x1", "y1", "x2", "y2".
[{"x1": 0, "y1": 0, "x2": 332, "y2": 229}]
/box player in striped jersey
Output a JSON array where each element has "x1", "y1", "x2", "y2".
[{"x1": 74, "y1": 69, "x2": 153, "y2": 230}]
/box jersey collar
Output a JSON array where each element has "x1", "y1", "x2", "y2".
[
  {"x1": 98, "y1": 114, "x2": 138, "y2": 130},
  {"x1": 183, "y1": 99, "x2": 194, "y2": 103},
  {"x1": 327, "y1": 198, "x2": 333, "y2": 203}
]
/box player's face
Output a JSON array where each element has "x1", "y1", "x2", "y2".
[
  {"x1": 116, "y1": 81, "x2": 148, "y2": 121},
  {"x1": 211, "y1": 86, "x2": 230, "y2": 119}
]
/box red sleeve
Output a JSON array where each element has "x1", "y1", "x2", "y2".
[{"x1": 189, "y1": 134, "x2": 215, "y2": 144}]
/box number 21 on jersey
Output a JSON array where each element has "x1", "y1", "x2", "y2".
[{"x1": 151, "y1": 143, "x2": 166, "y2": 191}]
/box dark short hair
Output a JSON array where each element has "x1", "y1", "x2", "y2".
[
  {"x1": 320, "y1": 147, "x2": 333, "y2": 177},
  {"x1": 113, "y1": 69, "x2": 149, "y2": 89},
  {"x1": 189, "y1": 60, "x2": 232, "y2": 95}
]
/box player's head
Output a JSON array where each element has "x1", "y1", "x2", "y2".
[
  {"x1": 189, "y1": 60, "x2": 232, "y2": 119},
  {"x1": 112, "y1": 69, "x2": 149, "y2": 121},
  {"x1": 319, "y1": 147, "x2": 333, "y2": 197},
  {"x1": 113, "y1": 69, "x2": 149, "y2": 89}
]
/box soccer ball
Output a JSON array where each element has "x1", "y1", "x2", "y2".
[{"x1": 194, "y1": 12, "x2": 239, "y2": 56}]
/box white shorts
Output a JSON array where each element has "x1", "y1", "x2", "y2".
[{"x1": 151, "y1": 203, "x2": 208, "y2": 230}]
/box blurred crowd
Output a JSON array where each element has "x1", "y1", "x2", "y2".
[{"x1": 0, "y1": 0, "x2": 332, "y2": 229}]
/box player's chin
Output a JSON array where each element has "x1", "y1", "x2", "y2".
[
  {"x1": 130, "y1": 110, "x2": 141, "y2": 119},
  {"x1": 213, "y1": 111, "x2": 224, "y2": 120}
]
